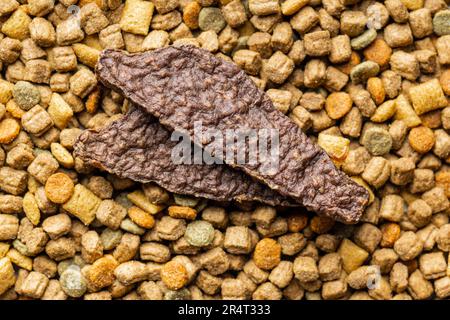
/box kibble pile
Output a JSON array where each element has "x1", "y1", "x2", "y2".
[{"x1": 0, "y1": 0, "x2": 449, "y2": 301}]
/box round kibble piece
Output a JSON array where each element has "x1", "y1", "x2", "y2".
[
  {"x1": 325, "y1": 92, "x2": 353, "y2": 119},
  {"x1": 45, "y1": 173, "x2": 75, "y2": 204},
  {"x1": 0, "y1": 118, "x2": 21, "y2": 144},
  {"x1": 362, "y1": 126, "x2": 392, "y2": 156},
  {"x1": 198, "y1": 7, "x2": 226, "y2": 33},
  {"x1": 164, "y1": 288, "x2": 191, "y2": 300},
  {"x1": 12, "y1": 81, "x2": 40, "y2": 111},
  {"x1": 60, "y1": 266, "x2": 87, "y2": 298},
  {"x1": 408, "y1": 126, "x2": 435, "y2": 154},
  {"x1": 185, "y1": 220, "x2": 215, "y2": 247},
  {"x1": 128, "y1": 206, "x2": 155, "y2": 229},
  {"x1": 161, "y1": 260, "x2": 189, "y2": 290},
  {"x1": 253, "y1": 238, "x2": 281, "y2": 270},
  {"x1": 433, "y1": 10, "x2": 450, "y2": 36}
]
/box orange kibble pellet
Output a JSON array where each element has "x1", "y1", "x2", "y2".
[
  {"x1": 0, "y1": 118, "x2": 20, "y2": 144},
  {"x1": 408, "y1": 126, "x2": 436, "y2": 154},
  {"x1": 435, "y1": 171, "x2": 450, "y2": 198},
  {"x1": 367, "y1": 77, "x2": 385, "y2": 105},
  {"x1": 85, "y1": 86, "x2": 100, "y2": 113},
  {"x1": 310, "y1": 215, "x2": 335, "y2": 234},
  {"x1": 253, "y1": 238, "x2": 281, "y2": 270},
  {"x1": 440, "y1": 69, "x2": 450, "y2": 96},
  {"x1": 380, "y1": 223, "x2": 401, "y2": 248},
  {"x1": 128, "y1": 206, "x2": 155, "y2": 229},
  {"x1": 336, "y1": 51, "x2": 360, "y2": 75},
  {"x1": 161, "y1": 260, "x2": 189, "y2": 290},
  {"x1": 45, "y1": 173, "x2": 75, "y2": 204},
  {"x1": 325, "y1": 92, "x2": 353, "y2": 119},
  {"x1": 363, "y1": 38, "x2": 392, "y2": 67},
  {"x1": 168, "y1": 205, "x2": 197, "y2": 220},
  {"x1": 287, "y1": 212, "x2": 309, "y2": 233},
  {"x1": 183, "y1": 1, "x2": 201, "y2": 30}
]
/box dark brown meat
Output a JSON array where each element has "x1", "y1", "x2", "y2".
[
  {"x1": 74, "y1": 107, "x2": 295, "y2": 207},
  {"x1": 96, "y1": 46, "x2": 369, "y2": 223}
]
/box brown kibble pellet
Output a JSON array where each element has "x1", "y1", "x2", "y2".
[
  {"x1": 408, "y1": 126, "x2": 436, "y2": 154},
  {"x1": 44, "y1": 173, "x2": 74, "y2": 204},
  {"x1": 310, "y1": 215, "x2": 335, "y2": 234},
  {"x1": 287, "y1": 212, "x2": 308, "y2": 233},
  {"x1": 253, "y1": 238, "x2": 281, "y2": 270},
  {"x1": 380, "y1": 223, "x2": 401, "y2": 248},
  {"x1": 161, "y1": 260, "x2": 189, "y2": 290}
]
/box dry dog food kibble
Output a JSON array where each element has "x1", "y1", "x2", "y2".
[{"x1": 0, "y1": 0, "x2": 447, "y2": 301}]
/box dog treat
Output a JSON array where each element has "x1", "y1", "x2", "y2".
[
  {"x1": 74, "y1": 107, "x2": 293, "y2": 207},
  {"x1": 96, "y1": 46, "x2": 369, "y2": 224}
]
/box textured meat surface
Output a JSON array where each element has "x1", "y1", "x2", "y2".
[
  {"x1": 74, "y1": 107, "x2": 295, "y2": 206},
  {"x1": 96, "y1": 46, "x2": 369, "y2": 223}
]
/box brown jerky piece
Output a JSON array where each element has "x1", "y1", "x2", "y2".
[
  {"x1": 74, "y1": 107, "x2": 294, "y2": 207},
  {"x1": 96, "y1": 46, "x2": 369, "y2": 223}
]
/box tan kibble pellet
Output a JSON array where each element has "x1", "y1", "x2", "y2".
[
  {"x1": 128, "y1": 206, "x2": 155, "y2": 229},
  {"x1": 161, "y1": 260, "x2": 189, "y2": 290},
  {"x1": 120, "y1": 0, "x2": 155, "y2": 36},
  {"x1": 1, "y1": 9, "x2": 31, "y2": 41},
  {"x1": 394, "y1": 94, "x2": 422, "y2": 128},
  {"x1": 408, "y1": 126, "x2": 435, "y2": 154},
  {"x1": 23, "y1": 192, "x2": 40, "y2": 226},
  {"x1": 409, "y1": 79, "x2": 448, "y2": 115},
  {"x1": 44, "y1": 172, "x2": 74, "y2": 204},
  {"x1": 338, "y1": 239, "x2": 369, "y2": 273},
  {"x1": 253, "y1": 238, "x2": 281, "y2": 270},
  {"x1": 63, "y1": 184, "x2": 101, "y2": 225},
  {"x1": 127, "y1": 190, "x2": 165, "y2": 214}
]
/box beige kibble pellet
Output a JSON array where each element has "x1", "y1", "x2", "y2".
[
  {"x1": 409, "y1": 79, "x2": 447, "y2": 116},
  {"x1": 63, "y1": 184, "x2": 101, "y2": 225},
  {"x1": 120, "y1": 0, "x2": 154, "y2": 36},
  {"x1": 362, "y1": 157, "x2": 391, "y2": 188},
  {"x1": 394, "y1": 94, "x2": 422, "y2": 128},
  {"x1": 1, "y1": 9, "x2": 31, "y2": 41}
]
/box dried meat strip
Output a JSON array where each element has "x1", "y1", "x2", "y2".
[
  {"x1": 96, "y1": 46, "x2": 369, "y2": 223},
  {"x1": 74, "y1": 107, "x2": 295, "y2": 207}
]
